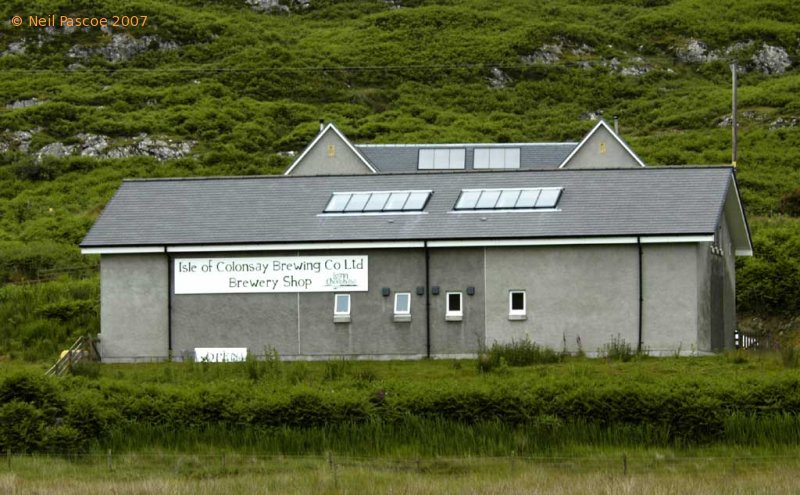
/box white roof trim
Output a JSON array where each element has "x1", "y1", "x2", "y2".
[
  {"x1": 356, "y1": 142, "x2": 578, "y2": 148},
  {"x1": 81, "y1": 246, "x2": 165, "y2": 254},
  {"x1": 728, "y1": 174, "x2": 753, "y2": 256},
  {"x1": 558, "y1": 120, "x2": 646, "y2": 169},
  {"x1": 166, "y1": 241, "x2": 425, "y2": 253},
  {"x1": 84, "y1": 236, "x2": 718, "y2": 254},
  {"x1": 427, "y1": 235, "x2": 712, "y2": 248},
  {"x1": 284, "y1": 123, "x2": 377, "y2": 175}
]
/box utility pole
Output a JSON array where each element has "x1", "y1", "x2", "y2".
[{"x1": 731, "y1": 61, "x2": 738, "y2": 168}]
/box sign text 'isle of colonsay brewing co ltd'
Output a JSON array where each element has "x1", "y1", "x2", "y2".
[{"x1": 174, "y1": 256, "x2": 368, "y2": 294}]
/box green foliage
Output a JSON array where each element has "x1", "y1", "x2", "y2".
[
  {"x1": 599, "y1": 334, "x2": 646, "y2": 362},
  {"x1": 781, "y1": 188, "x2": 800, "y2": 217},
  {"x1": 478, "y1": 338, "x2": 562, "y2": 372}
]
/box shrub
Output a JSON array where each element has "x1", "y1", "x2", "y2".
[
  {"x1": 780, "y1": 188, "x2": 800, "y2": 217},
  {"x1": 478, "y1": 338, "x2": 561, "y2": 372},
  {"x1": 0, "y1": 401, "x2": 46, "y2": 453},
  {"x1": 599, "y1": 335, "x2": 641, "y2": 362}
]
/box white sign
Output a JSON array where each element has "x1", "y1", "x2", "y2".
[
  {"x1": 195, "y1": 348, "x2": 247, "y2": 362},
  {"x1": 174, "y1": 256, "x2": 368, "y2": 294}
]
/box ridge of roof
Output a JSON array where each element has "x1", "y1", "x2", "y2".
[
  {"x1": 355, "y1": 142, "x2": 579, "y2": 148},
  {"x1": 122, "y1": 165, "x2": 736, "y2": 183}
]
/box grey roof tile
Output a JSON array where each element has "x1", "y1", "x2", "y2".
[
  {"x1": 81, "y1": 167, "x2": 734, "y2": 247},
  {"x1": 356, "y1": 143, "x2": 577, "y2": 172}
]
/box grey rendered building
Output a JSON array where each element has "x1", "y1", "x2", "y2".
[{"x1": 81, "y1": 122, "x2": 752, "y2": 361}]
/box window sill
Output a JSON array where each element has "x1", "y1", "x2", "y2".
[
  {"x1": 508, "y1": 314, "x2": 527, "y2": 321},
  {"x1": 393, "y1": 314, "x2": 411, "y2": 323},
  {"x1": 445, "y1": 314, "x2": 463, "y2": 322},
  {"x1": 333, "y1": 315, "x2": 351, "y2": 323}
]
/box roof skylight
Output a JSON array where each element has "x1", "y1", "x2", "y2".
[
  {"x1": 324, "y1": 191, "x2": 432, "y2": 213},
  {"x1": 454, "y1": 188, "x2": 562, "y2": 210}
]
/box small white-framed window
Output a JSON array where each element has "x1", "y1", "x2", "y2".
[
  {"x1": 508, "y1": 290, "x2": 526, "y2": 320},
  {"x1": 334, "y1": 293, "x2": 351, "y2": 323},
  {"x1": 446, "y1": 292, "x2": 463, "y2": 321},
  {"x1": 393, "y1": 292, "x2": 411, "y2": 322}
]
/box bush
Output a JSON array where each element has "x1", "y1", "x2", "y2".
[
  {"x1": 780, "y1": 188, "x2": 800, "y2": 217},
  {"x1": 478, "y1": 338, "x2": 561, "y2": 372}
]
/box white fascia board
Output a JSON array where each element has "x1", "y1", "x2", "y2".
[
  {"x1": 166, "y1": 241, "x2": 425, "y2": 253},
  {"x1": 729, "y1": 174, "x2": 754, "y2": 254},
  {"x1": 81, "y1": 246, "x2": 165, "y2": 255},
  {"x1": 284, "y1": 123, "x2": 377, "y2": 175},
  {"x1": 558, "y1": 120, "x2": 646, "y2": 169},
  {"x1": 639, "y1": 235, "x2": 714, "y2": 243},
  {"x1": 428, "y1": 236, "x2": 712, "y2": 248}
]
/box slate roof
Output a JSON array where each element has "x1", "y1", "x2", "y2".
[
  {"x1": 355, "y1": 143, "x2": 577, "y2": 172},
  {"x1": 82, "y1": 167, "x2": 738, "y2": 248}
]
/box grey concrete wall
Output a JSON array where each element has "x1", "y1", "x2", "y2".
[
  {"x1": 641, "y1": 244, "x2": 698, "y2": 353},
  {"x1": 99, "y1": 254, "x2": 169, "y2": 362},
  {"x1": 720, "y1": 215, "x2": 737, "y2": 350},
  {"x1": 171, "y1": 249, "x2": 429, "y2": 359},
  {"x1": 428, "y1": 248, "x2": 485, "y2": 355},
  {"x1": 696, "y1": 242, "x2": 712, "y2": 352},
  {"x1": 298, "y1": 249, "x2": 428, "y2": 357},
  {"x1": 562, "y1": 126, "x2": 641, "y2": 169},
  {"x1": 289, "y1": 130, "x2": 373, "y2": 176},
  {"x1": 485, "y1": 245, "x2": 639, "y2": 354}
]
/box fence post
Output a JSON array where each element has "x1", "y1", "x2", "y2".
[
  {"x1": 6, "y1": 449, "x2": 9, "y2": 469},
  {"x1": 107, "y1": 449, "x2": 112, "y2": 472},
  {"x1": 623, "y1": 453, "x2": 628, "y2": 475}
]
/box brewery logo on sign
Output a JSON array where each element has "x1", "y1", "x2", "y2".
[{"x1": 325, "y1": 272, "x2": 358, "y2": 289}]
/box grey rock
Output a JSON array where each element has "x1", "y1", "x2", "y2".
[
  {"x1": 68, "y1": 33, "x2": 179, "y2": 63},
  {"x1": 770, "y1": 117, "x2": 798, "y2": 130},
  {"x1": 725, "y1": 40, "x2": 754, "y2": 56},
  {"x1": 752, "y1": 44, "x2": 791, "y2": 75},
  {"x1": 246, "y1": 0, "x2": 290, "y2": 12},
  {"x1": 6, "y1": 98, "x2": 43, "y2": 109},
  {"x1": 571, "y1": 44, "x2": 594, "y2": 56},
  {"x1": 10, "y1": 129, "x2": 37, "y2": 152},
  {"x1": 488, "y1": 67, "x2": 511, "y2": 89},
  {"x1": 2, "y1": 41, "x2": 26, "y2": 57},
  {"x1": 77, "y1": 133, "x2": 109, "y2": 157},
  {"x1": 677, "y1": 39, "x2": 719, "y2": 64},
  {"x1": 37, "y1": 142, "x2": 75, "y2": 161},
  {"x1": 67, "y1": 63, "x2": 86, "y2": 71},
  {"x1": 580, "y1": 111, "x2": 602, "y2": 121},
  {"x1": 520, "y1": 43, "x2": 562, "y2": 65}
]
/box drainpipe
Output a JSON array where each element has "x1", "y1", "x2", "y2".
[
  {"x1": 637, "y1": 237, "x2": 643, "y2": 353},
  {"x1": 614, "y1": 115, "x2": 620, "y2": 135},
  {"x1": 424, "y1": 241, "x2": 431, "y2": 358},
  {"x1": 167, "y1": 251, "x2": 173, "y2": 360}
]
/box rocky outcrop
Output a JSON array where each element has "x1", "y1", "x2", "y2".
[
  {"x1": 752, "y1": 44, "x2": 791, "y2": 75},
  {"x1": 67, "y1": 33, "x2": 179, "y2": 63},
  {"x1": 488, "y1": 67, "x2": 511, "y2": 89},
  {"x1": 676, "y1": 38, "x2": 792, "y2": 76},
  {"x1": 245, "y1": 0, "x2": 310, "y2": 12},
  {"x1": 0, "y1": 130, "x2": 194, "y2": 162},
  {"x1": 1, "y1": 41, "x2": 26, "y2": 57},
  {"x1": 676, "y1": 39, "x2": 719, "y2": 64},
  {"x1": 520, "y1": 43, "x2": 563, "y2": 65},
  {"x1": 6, "y1": 98, "x2": 44, "y2": 109}
]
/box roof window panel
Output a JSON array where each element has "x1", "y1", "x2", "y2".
[
  {"x1": 475, "y1": 190, "x2": 501, "y2": 208},
  {"x1": 363, "y1": 192, "x2": 391, "y2": 211},
  {"x1": 455, "y1": 190, "x2": 481, "y2": 209},
  {"x1": 343, "y1": 193, "x2": 371, "y2": 212},
  {"x1": 324, "y1": 193, "x2": 352, "y2": 212},
  {"x1": 535, "y1": 189, "x2": 562, "y2": 208}
]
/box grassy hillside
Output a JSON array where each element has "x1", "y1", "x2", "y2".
[{"x1": 1, "y1": 0, "x2": 799, "y2": 359}]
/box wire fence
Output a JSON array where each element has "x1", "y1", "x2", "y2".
[{"x1": 3, "y1": 450, "x2": 800, "y2": 476}]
